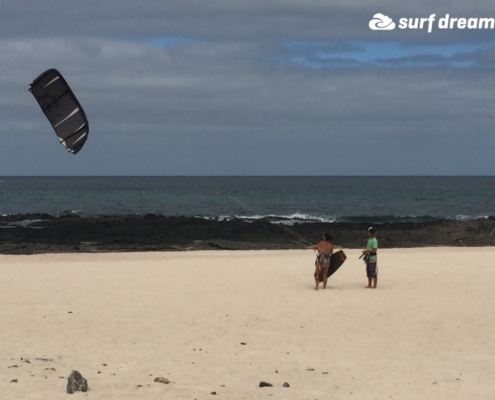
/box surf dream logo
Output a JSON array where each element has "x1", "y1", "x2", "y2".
[
  {"x1": 369, "y1": 13, "x2": 495, "y2": 33},
  {"x1": 369, "y1": 13, "x2": 396, "y2": 30}
]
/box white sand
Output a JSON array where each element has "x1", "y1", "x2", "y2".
[{"x1": 1, "y1": 248, "x2": 495, "y2": 399}]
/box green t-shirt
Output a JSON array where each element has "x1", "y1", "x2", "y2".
[{"x1": 367, "y1": 237, "x2": 378, "y2": 261}]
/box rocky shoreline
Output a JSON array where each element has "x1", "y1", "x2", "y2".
[{"x1": 1, "y1": 213, "x2": 495, "y2": 254}]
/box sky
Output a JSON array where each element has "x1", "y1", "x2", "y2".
[{"x1": 1, "y1": 0, "x2": 495, "y2": 175}]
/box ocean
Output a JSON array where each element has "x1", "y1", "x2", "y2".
[{"x1": 0, "y1": 176, "x2": 494, "y2": 224}]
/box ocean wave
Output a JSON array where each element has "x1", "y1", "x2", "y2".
[
  {"x1": 1, "y1": 212, "x2": 493, "y2": 225},
  {"x1": 337, "y1": 215, "x2": 494, "y2": 223},
  {"x1": 6, "y1": 219, "x2": 44, "y2": 228},
  {"x1": 194, "y1": 213, "x2": 494, "y2": 224},
  {"x1": 195, "y1": 213, "x2": 337, "y2": 225},
  {"x1": 337, "y1": 215, "x2": 441, "y2": 224},
  {"x1": 446, "y1": 214, "x2": 491, "y2": 221},
  {"x1": 61, "y1": 209, "x2": 82, "y2": 216},
  {"x1": 197, "y1": 213, "x2": 431, "y2": 224}
]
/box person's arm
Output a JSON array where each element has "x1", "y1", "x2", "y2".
[
  {"x1": 311, "y1": 241, "x2": 323, "y2": 251},
  {"x1": 362, "y1": 239, "x2": 377, "y2": 254},
  {"x1": 368, "y1": 238, "x2": 378, "y2": 254}
]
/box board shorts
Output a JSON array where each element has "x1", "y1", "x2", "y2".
[
  {"x1": 316, "y1": 253, "x2": 331, "y2": 268},
  {"x1": 366, "y1": 262, "x2": 378, "y2": 278}
]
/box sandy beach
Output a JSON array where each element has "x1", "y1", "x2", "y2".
[{"x1": 1, "y1": 247, "x2": 495, "y2": 399}]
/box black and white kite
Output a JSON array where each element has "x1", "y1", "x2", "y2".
[{"x1": 29, "y1": 69, "x2": 89, "y2": 154}]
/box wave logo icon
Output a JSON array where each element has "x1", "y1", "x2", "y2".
[{"x1": 369, "y1": 13, "x2": 396, "y2": 30}]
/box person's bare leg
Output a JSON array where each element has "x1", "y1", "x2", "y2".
[
  {"x1": 365, "y1": 276, "x2": 372, "y2": 288},
  {"x1": 372, "y1": 276, "x2": 377, "y2": 288},
  {"x1": 314, "y1": 265, "x2": 320, "y2": 290},
  {"x1": 322, "y1": 267, "x2": 329, "y2": 289}
]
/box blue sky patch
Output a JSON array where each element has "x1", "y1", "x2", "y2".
[{"x1": 280, "y1": 40, "x2": 495, "y2": 69}]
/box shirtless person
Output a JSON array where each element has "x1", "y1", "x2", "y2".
[{"x1": 312, "y1": 233, "x2": 333, "y2": 291}]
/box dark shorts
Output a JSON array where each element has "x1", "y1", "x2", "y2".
[
  {"x1": 366, "y1": 262, "x2": 378, "y2": 278},
  {"x1": 316, "y1": 253, "x2": 331, "y2": 268}
]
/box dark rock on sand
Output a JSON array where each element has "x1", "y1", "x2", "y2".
[
  {"x1": 283, "y1": 382, "x2": 290, "y2": 387},
  {"x1": 154, "y1": 377, "x2": 170, "y2": 384},
  {"x1": 259, "y1": 381, "x2": 273, "y2": 387},
  {"x1": 67, "y1": 370, "x2": 88, "y2": 394},
  {"x1": 1, "y1": 214, "x2": 495, "y2": 254}
]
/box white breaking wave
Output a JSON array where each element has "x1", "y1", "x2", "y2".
[
  {"x1": 447, "y1": 214, "x2": 491, "y2": 221},
  {"x1": 7, "y1": 219, "x2": 43, "y2": 227},
  {"x1": 195, "y1": 213, "x2": 336, "y2": 225},
  {"x1": 60, "y1": 209, "x2": 81, "y2": 215}
]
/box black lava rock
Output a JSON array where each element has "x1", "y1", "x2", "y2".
[{"x1": 67, "y1": 370, "x2": 88, "y2": 394}]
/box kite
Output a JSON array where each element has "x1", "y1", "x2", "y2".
[{"x1": 29, "y1": 69, "x2": 89, "y2": 154}]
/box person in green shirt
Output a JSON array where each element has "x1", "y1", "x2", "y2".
[{"x1": 361, "y1": 227, "x2": 378, "y2": 288}]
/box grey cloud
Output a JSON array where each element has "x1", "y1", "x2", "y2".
[
  {"x1": 1, "y1": 1, "x2": 495, "y2": 175},
  {"x1": 2, "y1": 0, "x2": 494, "y2": 42}
]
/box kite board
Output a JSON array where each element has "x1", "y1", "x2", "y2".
[{"x1": 314, "y1": 250, "x2": 347, "y2": 282}]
